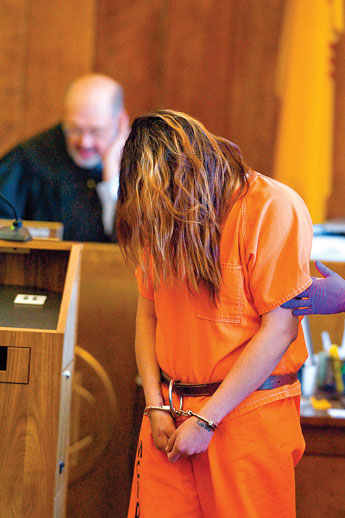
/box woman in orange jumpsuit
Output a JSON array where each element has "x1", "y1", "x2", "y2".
[{"x1": 116, "y1": 110, "x2": 313, "y2": 518}]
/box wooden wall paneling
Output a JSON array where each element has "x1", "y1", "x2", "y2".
[
  {"x1": 223, "y1": 0, "x2": 284, "y2": 175},
  {"x1": 296, "y1": 417, "x2": 345, "y2": 518},
  {"x1": 296, "y1": 455, "x2": 345, "y2": 518},
  {"x1": 22, "y1": 0, "x2": 96, "y2": 140},
  {"x1": 0, "y1": 383, "x2": 28, "y2": 515},
  {"x1": 95, "y1": 0, "x2": 284, "y2": 177},
  {"x1": 0, "y1": 0, "x2": 30, "y2": 155},
  {"x1": 158, "y1": 0, "x2": 235, "y2": 136},
  {"x1": 95, "y1": 0, "x2": 167, "y2": 120}
]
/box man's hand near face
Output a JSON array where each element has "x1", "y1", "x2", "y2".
[{"x1": 102, "y1": 109, "x2": 130, "y2": 183}]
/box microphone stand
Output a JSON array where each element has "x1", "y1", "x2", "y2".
[{"x1": 0, "y1": 193, "x2": 32, "y2": 242}]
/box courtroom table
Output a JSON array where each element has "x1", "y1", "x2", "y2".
[{"x1": 296, "y1": 398, "x2": 345, "y2": 518}]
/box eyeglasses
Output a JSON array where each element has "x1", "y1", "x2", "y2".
[{"x1": 63, "y1": 125, "x2": 111, "y2": 140}]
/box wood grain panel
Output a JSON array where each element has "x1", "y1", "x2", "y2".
[
  {"x1": 0, "y1": 241, "x2": 81, "y2": 517},
  {"x1": 0, "y1": 382, "x2": 28, "y2": 516},
  {"x1": 22, "y1": 331, "x2": 63, "y2": 518},
  {"x1": 23, "y1": 0, "x2": 96, "y2": 139},
  {"x1": 0, "y1": 346, "x2": 30, "y2": 384},
  {"x1": 95, "y1": 0, "x2": 165, "y2": 119},
  {"x1": 67, "y1": 244, "x2": 138, "y2": 518},
  {"x1": 159, "y1": 0, "x2": 234, "y2": 131},
  {"x1": 296, "y1": 452, "x2": 345, "y2": 518},
  {"x1": 0, "y1": 329, "x2": 63, "y2": 517},
  {"x1": 222, "y1": 0, "x2": 284, "y2": 174},
  {"x1": 1, "y1": 0, "x2": 96, "y2": 155},
  {"x1": 95, "y1": 0, "x2": 284, "y2": 178},
  {"x1": 0, "y1": 249, "x2": 69, "y2": 294},
  {"x1": 300, "y1": 421, "x2": 345, "y2": 456},
  {"x1": 0, "y1": 0, "x2": 29, "y2": 155}
]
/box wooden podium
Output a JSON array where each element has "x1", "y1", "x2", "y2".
[{"x1": 0, "y1": 239, "x2": 82, "y2": 518}]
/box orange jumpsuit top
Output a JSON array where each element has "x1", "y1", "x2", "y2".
[{"x1": 136, "y1": 171, "x2": 313, "y2": 418}]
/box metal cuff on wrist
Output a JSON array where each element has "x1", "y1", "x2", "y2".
[{"x1": 143, "y1": 405, "x2": 218, "y2": 431}]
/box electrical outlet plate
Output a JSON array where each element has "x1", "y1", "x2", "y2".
[{"x1": 14, "y1": 294, "x2": 47, "y2": 305}]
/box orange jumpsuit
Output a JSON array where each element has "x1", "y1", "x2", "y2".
[{"x1": 128, "y1": 171, "x2": 313, "y2": 518}]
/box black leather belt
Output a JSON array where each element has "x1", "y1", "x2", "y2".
[{"x1": 161, "y1": 371, "x2": 298, "y2": 397}]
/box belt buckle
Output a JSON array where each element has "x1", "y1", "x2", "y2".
[{"x1": 168, "y1": 378, "x2": 183, "y2": 417}]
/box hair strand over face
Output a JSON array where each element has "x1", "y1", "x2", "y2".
[{"x1": 116, "y1": 110, "x2": 249, "y2": 303}]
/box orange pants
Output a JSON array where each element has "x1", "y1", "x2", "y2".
[{"x1": 128, "y1": 396, "x2": 305, "y2": 518}]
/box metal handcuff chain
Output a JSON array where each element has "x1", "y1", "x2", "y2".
[{"x1": 144, "y1": 378, "x2": 218, "y2": 432}]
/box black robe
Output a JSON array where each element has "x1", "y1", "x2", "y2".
[{"x1": 0, "y1": 124, "x2": 111, "y2": 242}]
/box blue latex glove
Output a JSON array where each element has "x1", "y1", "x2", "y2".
[{"x1": 281, "y1": 260, "x2": 345, "y2": 315}]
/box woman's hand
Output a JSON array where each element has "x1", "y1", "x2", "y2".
[
  {"x1": 148, "y1": 410, "x2": 176, "y2": 452},
  {"x1": 165, "y1": 417, "x2": 214, "y2": 463}
]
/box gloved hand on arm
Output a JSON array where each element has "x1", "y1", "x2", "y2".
[{"x1": 281, "y1": 260, "x2": 345, "y2": 315}]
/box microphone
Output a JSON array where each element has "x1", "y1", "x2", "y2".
[{"x1": 0, "y1": 192, "x2": 32, "y2": 242}]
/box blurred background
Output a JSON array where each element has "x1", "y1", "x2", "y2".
[{"x1": 1, "y1": 0, "x2": 345, "y2": 222}]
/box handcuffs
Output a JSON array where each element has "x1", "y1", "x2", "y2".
[{"x1": 144, "y1": 378, "x2": 218, "y2": 432}]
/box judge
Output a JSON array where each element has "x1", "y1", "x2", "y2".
[{"x1": 0, "y1": 73, "x2": 129, "y2": 242}]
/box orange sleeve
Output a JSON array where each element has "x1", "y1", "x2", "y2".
[
  {"x1": 243, "y1": 181, "x2": 313, "y2": 315},
  {"x1": 135, "y1": 266, "x2": 154, "y2": 301}
]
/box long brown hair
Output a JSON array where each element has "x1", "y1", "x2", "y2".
[{"x1": 116, "y1": 110, "x2": 249, "y2": 301}]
